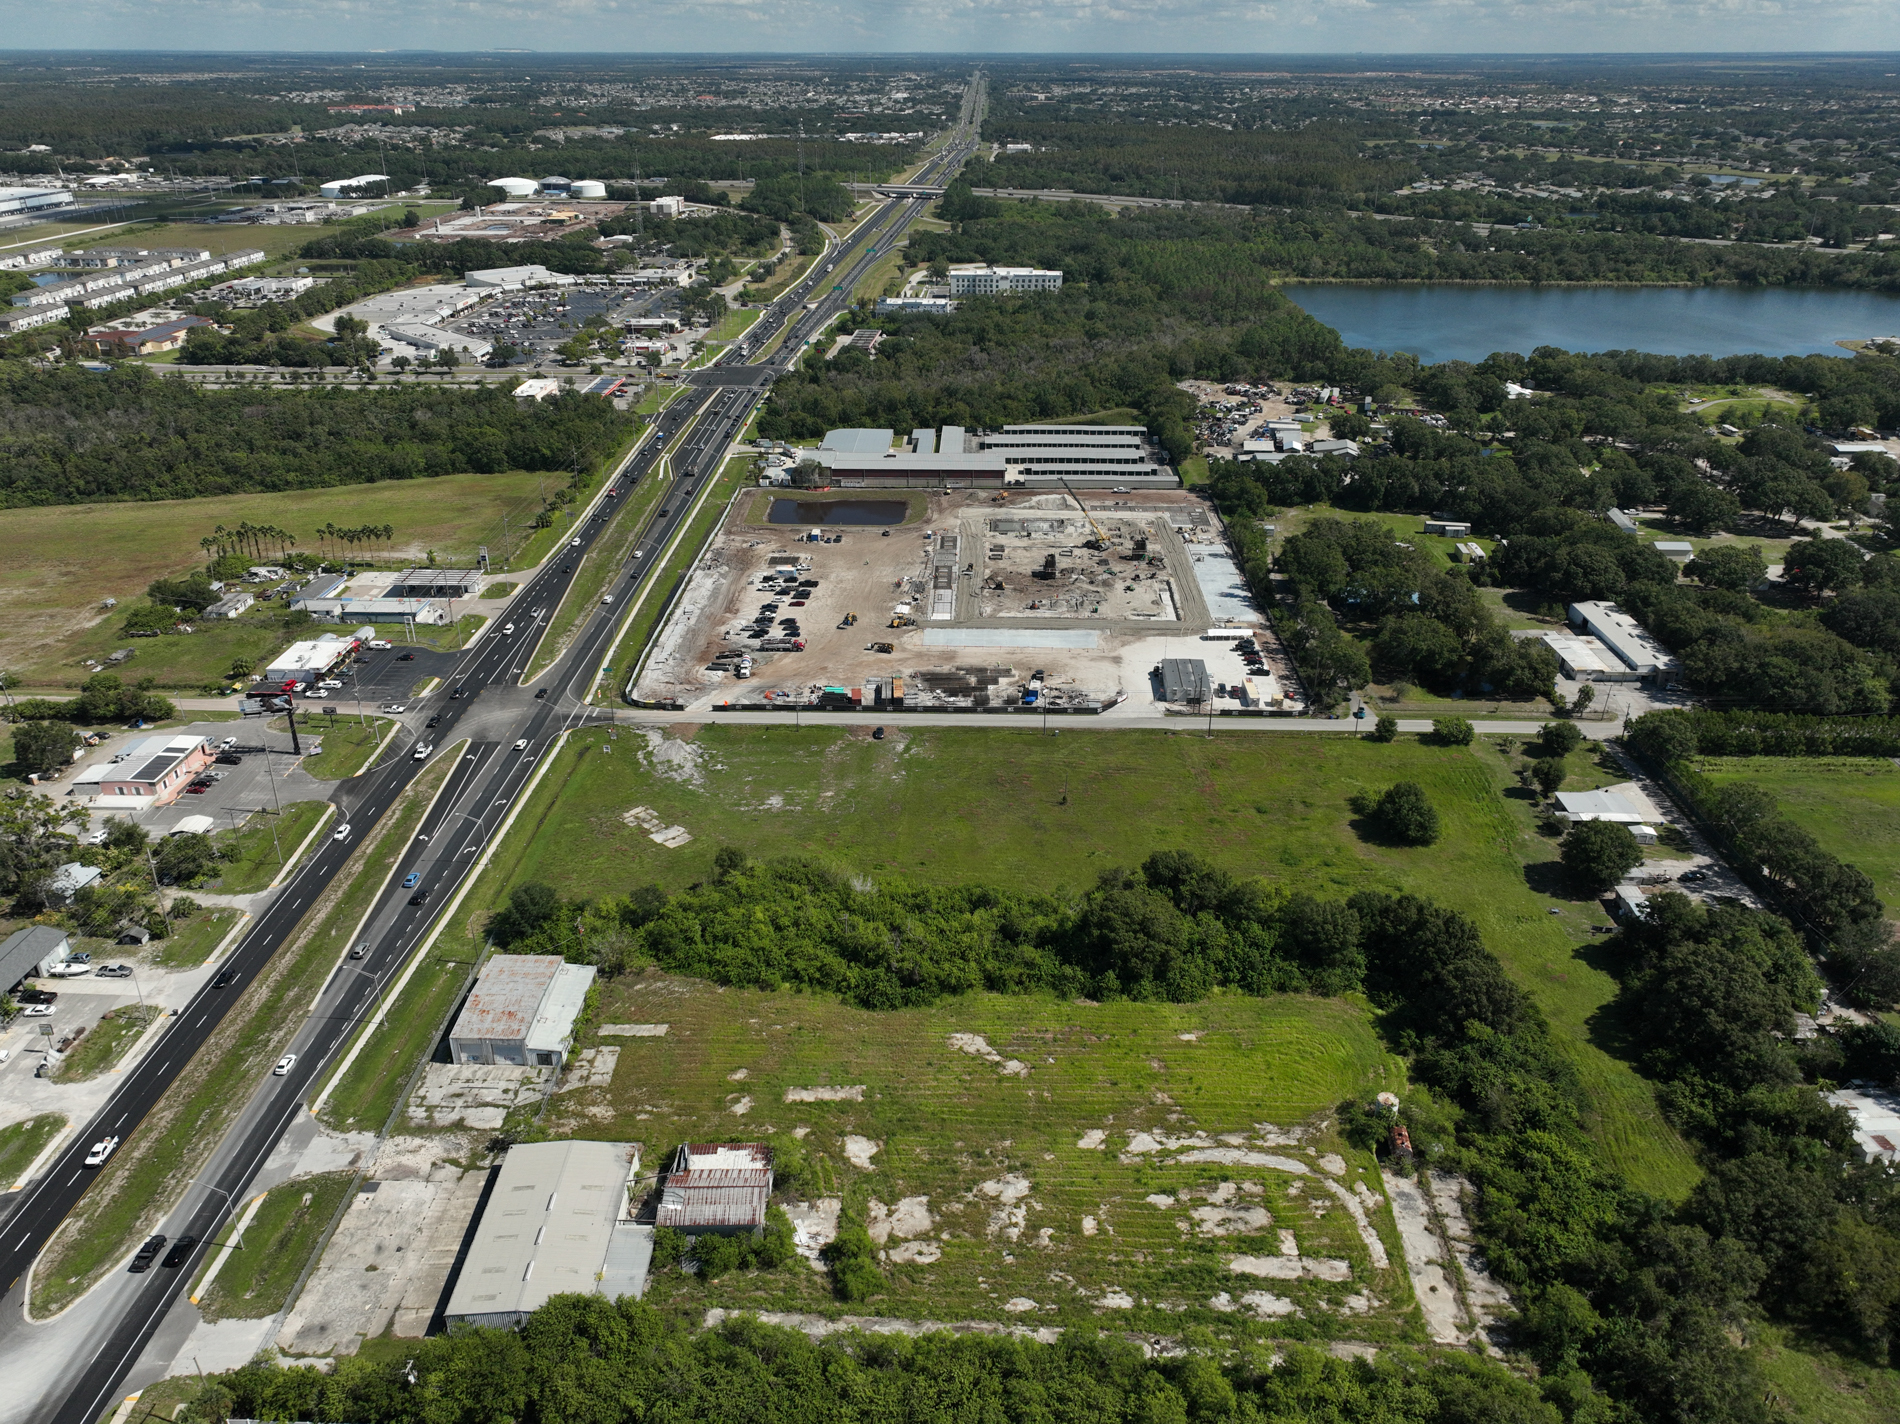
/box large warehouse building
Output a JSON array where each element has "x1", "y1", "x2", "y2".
[{"x1": 442, "y1": 1140, "x2": 647, "y2": 1330}]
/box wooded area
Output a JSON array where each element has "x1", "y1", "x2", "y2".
[{"x1": 0, "y1": 363, "x2": 635, "y2": 505}]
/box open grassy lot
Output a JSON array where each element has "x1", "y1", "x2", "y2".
[
  {"x1": 152, "y1": 907, "x2": 242, "y2": 969},
  {"x1": 1697, "y1": 756, "x2": 1900, "y2": 907},
  {"x1": 0, "y1": 471, "x2": 550, "y2": 689},
  {"x1": 0, "y1": 1114, "x2": 66, "y2": 1186},
  {"x1": 1749, "y1": 1321, "x2": 1900, "y2": 1422},
  {"x1": 293, "y1": 715, "x2": 391, "y2": 781},
  {"x1": 212, "y1": 800, "x2": 330, "y2": 896},
  {"x1": 560, "y1": 972, "x2": 1413, "y2": 1342},
  {"x1": 50, "y1": 1004, "x2": 162, "y2": 1082},
  {"x1": 447, "y1": 723, "x2": 1696, "y2": 1199},
  {"x1": 195, "y1": 1171, "x2": 356, "y2": 1322}
]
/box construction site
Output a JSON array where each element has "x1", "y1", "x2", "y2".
[{"x1": 629, "y1": 487, "x2": 1306, "y2": 717}]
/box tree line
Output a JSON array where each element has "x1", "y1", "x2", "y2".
[{"x1": 0, "y1": 363, "x2": 635, "y2": 507}]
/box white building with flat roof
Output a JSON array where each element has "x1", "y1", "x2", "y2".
[
  {"x1": 948, "y1": 265, "x2": 1063, "y2": 296},
  {"x1": 465, "y1": 264, "x2": 577, "y2": 290},
  {"x1": 319, "y1": 174, "x2": 390, "y2": 199},
  {"x1": 1567, "y1": 601, "x2": 1679, "y2": 683},
  {"x1": 0, "y1": 185, "x2": 73, "y2": 219}
]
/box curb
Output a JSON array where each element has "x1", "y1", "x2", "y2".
[
  {"x1": 268, "y1": 802, "x2": 337, "y2": 891},
  {"x1": 8, "y1": 1117, "x2": 79, "y2": 1193}
]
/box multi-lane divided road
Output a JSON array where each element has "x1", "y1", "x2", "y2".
[{"x1": 2, "y1": 71, "x2": 985, "y2": 1424}]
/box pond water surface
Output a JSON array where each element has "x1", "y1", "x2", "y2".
[
  {"x1": 767, "y1": 498, "x2": 907, "y2": 526},
  {"x1": 1282, "y1": 282, "x2": 1900, "y2": 364}
]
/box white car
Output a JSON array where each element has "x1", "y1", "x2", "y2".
[
  {"x1": 570, "y1": 537, "x2": 582, "y2": 547},
  {"x1": 219, "y1": 737, "x2": 238, "y2": 750},
  {"x1": 368, "y1": 639, "x2": 392, "y2": 650},
  {"x1": 601, "y1": 593, "x2": 614, "y2": 605},
  {"x1": 412, "y1": 743, "x2": 433, "y2": 760},
  {"x1": 83, "y1": 828, "x2": 109, "y2": 846},
  {"x1": 502, "y1": 623, "x2": 515, "y2": 636},
  {"x1": 272, "y1": 1054, "x2": 296, "y2": 1076},
  {"x1": 332, "y1": 823, "x2": 352, "y2": 842},
  {"x1": 385, "y1": 703, "x2": 407, "y2": 714},
  {"x1": 304, "y1": 689, "x2": 328, "y2": 699},
  {"x1": 22, "y1": 1004, "x2": 53, "y2": 1016},
  {"x1": 84, "y1": 1136, "x2": 119, "y2": 1167},
  {"x1": 318, "y1": 679, "x2": 343, "y2": 689},
  {"x1": 514, "y1": 738, "x2": 530, "y2": 751}
]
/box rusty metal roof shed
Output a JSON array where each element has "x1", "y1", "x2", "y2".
[{"x1": 453, "y1": 954, "x2": 562, "y2": 1042}]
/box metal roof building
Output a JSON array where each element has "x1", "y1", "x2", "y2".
[
  {"x1": 449, "y1": 955, "x2": 597, "y2": 1069},
  {"x1": 657, "y1": 1144, "x2": 773, "y2": 1235},
  {"x1": 1157, "y1": 658, "x2": 1211, "y2": 704},
  {"x1": 443, "y1": 1140, "x2": 647, "y2": 1330},
  {"x1": 0, "y1": 925, "x2": 74, "y2": 991}
]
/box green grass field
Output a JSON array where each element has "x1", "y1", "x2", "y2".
[
  {"x1": 443, "y1": 723, "x2": 1695, "y2": 1199},
  {"x1": 152, "y1": 907, "x2": 242, "y2": 968},
  {"x1": 296, "y1": 716, "x2": 391, "y2": 781},
  {"x1": 1697, "y1": 757, "x2": 1900, "y2": 907},
  {"x1": 567, "y1": 972, "x2": 1412, "y2": 1341},
  {"x1": 50, "y1": 1004, "x2": 162, "y2": 1082},
  {"x1": 0, "y1": 1114, "x2": 66, "y2": 1186},
  {"x1": 195, "y1": 1172, "x2": 356, "y2": 1322},
  {"x1": 0, "y1": 472, "x2": 550, "y2": 688},
  {"x1": 213, "y1": 801, "x2": 330, "y2": 895}
]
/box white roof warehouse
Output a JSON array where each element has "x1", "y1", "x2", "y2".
[{"x1": 442, "y1": 1140, "x2": 647, "y2": 1330}]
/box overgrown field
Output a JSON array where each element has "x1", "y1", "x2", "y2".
[
  {"x1": 1696, "y1": 755, "x2": 1900, "y2": 907},
  {"x1": 0, "y1": 472, "x2": 548, "y2": 688},
  {"x1": 556, "y1": 971, "x2": 1410, "y2": 1341},
  {"x1": 196, "y1": 1171, "x2": 356, "y2": 1322},
  {"x1": 448, "y1": 722, "x2": 1695, "y2": 1198}
]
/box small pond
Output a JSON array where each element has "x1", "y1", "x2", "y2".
[{"x1": 767, "y1": 498, "x2": 908, "y2": 526}]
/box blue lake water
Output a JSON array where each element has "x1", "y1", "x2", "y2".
[{"x1": 1281, "y1": 283, "x2": 1900, "y2": 363}]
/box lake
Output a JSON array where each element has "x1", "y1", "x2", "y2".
[{"x1": 1282, "y1": 282, "x2": 1900, "y2": 364}]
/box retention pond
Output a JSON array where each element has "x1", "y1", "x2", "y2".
[{"x1": 768, "y1": 499, "x2": 908, "y2": 526}]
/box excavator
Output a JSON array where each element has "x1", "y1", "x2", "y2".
[{"x1": 1060, "y1": 478, "x2": 1113, "y2": 551}]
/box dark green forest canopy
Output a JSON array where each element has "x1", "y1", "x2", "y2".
[{"x1": 0, "y1": 363, "x2": 635, "y2": 506}]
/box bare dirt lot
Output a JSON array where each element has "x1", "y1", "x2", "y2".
[{"x1": 635, "y1": 488, "x2": 1302, "y2": 714}]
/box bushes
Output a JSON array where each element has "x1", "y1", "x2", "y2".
[
  {"x1": 1431, "y1": 716, "x2": 1474, "y2": 746},
  {"x1": 821, "y1": 1212, "x2": 883, "y2": 1301},
  {"x1": 1360, "y1": 780, "x2": 1441, "y2": 846}
]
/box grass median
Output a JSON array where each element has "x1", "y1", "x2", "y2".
[
  {"x1": 29, "y1": 749, "x2": 460, "y2": 1318},
  {"x1": 195, "y1": 1170, "x2": 355, "y2": 1322},
  {"x1": 525, "y1": 419, "x2": 686, "y2": 682}
]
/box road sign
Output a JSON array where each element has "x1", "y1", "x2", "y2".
[{"x1": 832, "y1": 284, "x2": 842, "y2": 291}]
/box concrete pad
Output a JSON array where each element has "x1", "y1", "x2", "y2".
[
  {"x1": 277, "y1": 1163, "x2": 477, "y2": 1356},
  {"x1": 921, "y1": 629, "x2": 1100, "y2": 649}
]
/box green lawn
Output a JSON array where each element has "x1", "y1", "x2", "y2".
[
  {"x1": 152, "y1": 907, "x2": 242, "y2": 968},
  {"x1": 444, "y1": 723, "x2": 1696, "y2": 1199},
  {"x1": 0, "y1": 1114, "x2": 66, "y2": 1186},
  {"x1": 295, "y1": 716, "x2": 391, "y2": 780},
  {"x1": 195, "y1": 1171, "x2": 356, "y2": 1322},
  {"x1": 0, "y1": 471, "x2": 551, "y2": 689},
  {"x1": 50, "y1": 1004, "x2": 162, "y2": 1082},
  {"x1": 1696, "y1": 757, "x2": 1900, "y2": 907},
  {"x1": 212, "y1": 800, "x2": 330, "y2": 895},
  {"x1": 575, "y1": 973, "x2": 1412, "y2": 1343}
]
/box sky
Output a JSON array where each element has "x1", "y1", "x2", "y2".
[{"x1": 3, "y1": 0, "x2": 1900, "y2": 57}]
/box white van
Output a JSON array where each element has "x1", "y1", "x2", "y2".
[{"x1": 368, "y1": 639, "x2": 392, "y2": 650}]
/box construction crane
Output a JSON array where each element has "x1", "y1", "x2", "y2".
[{"x1": 1060, "y1": 478, "x2": 1113, "y2": 551}]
